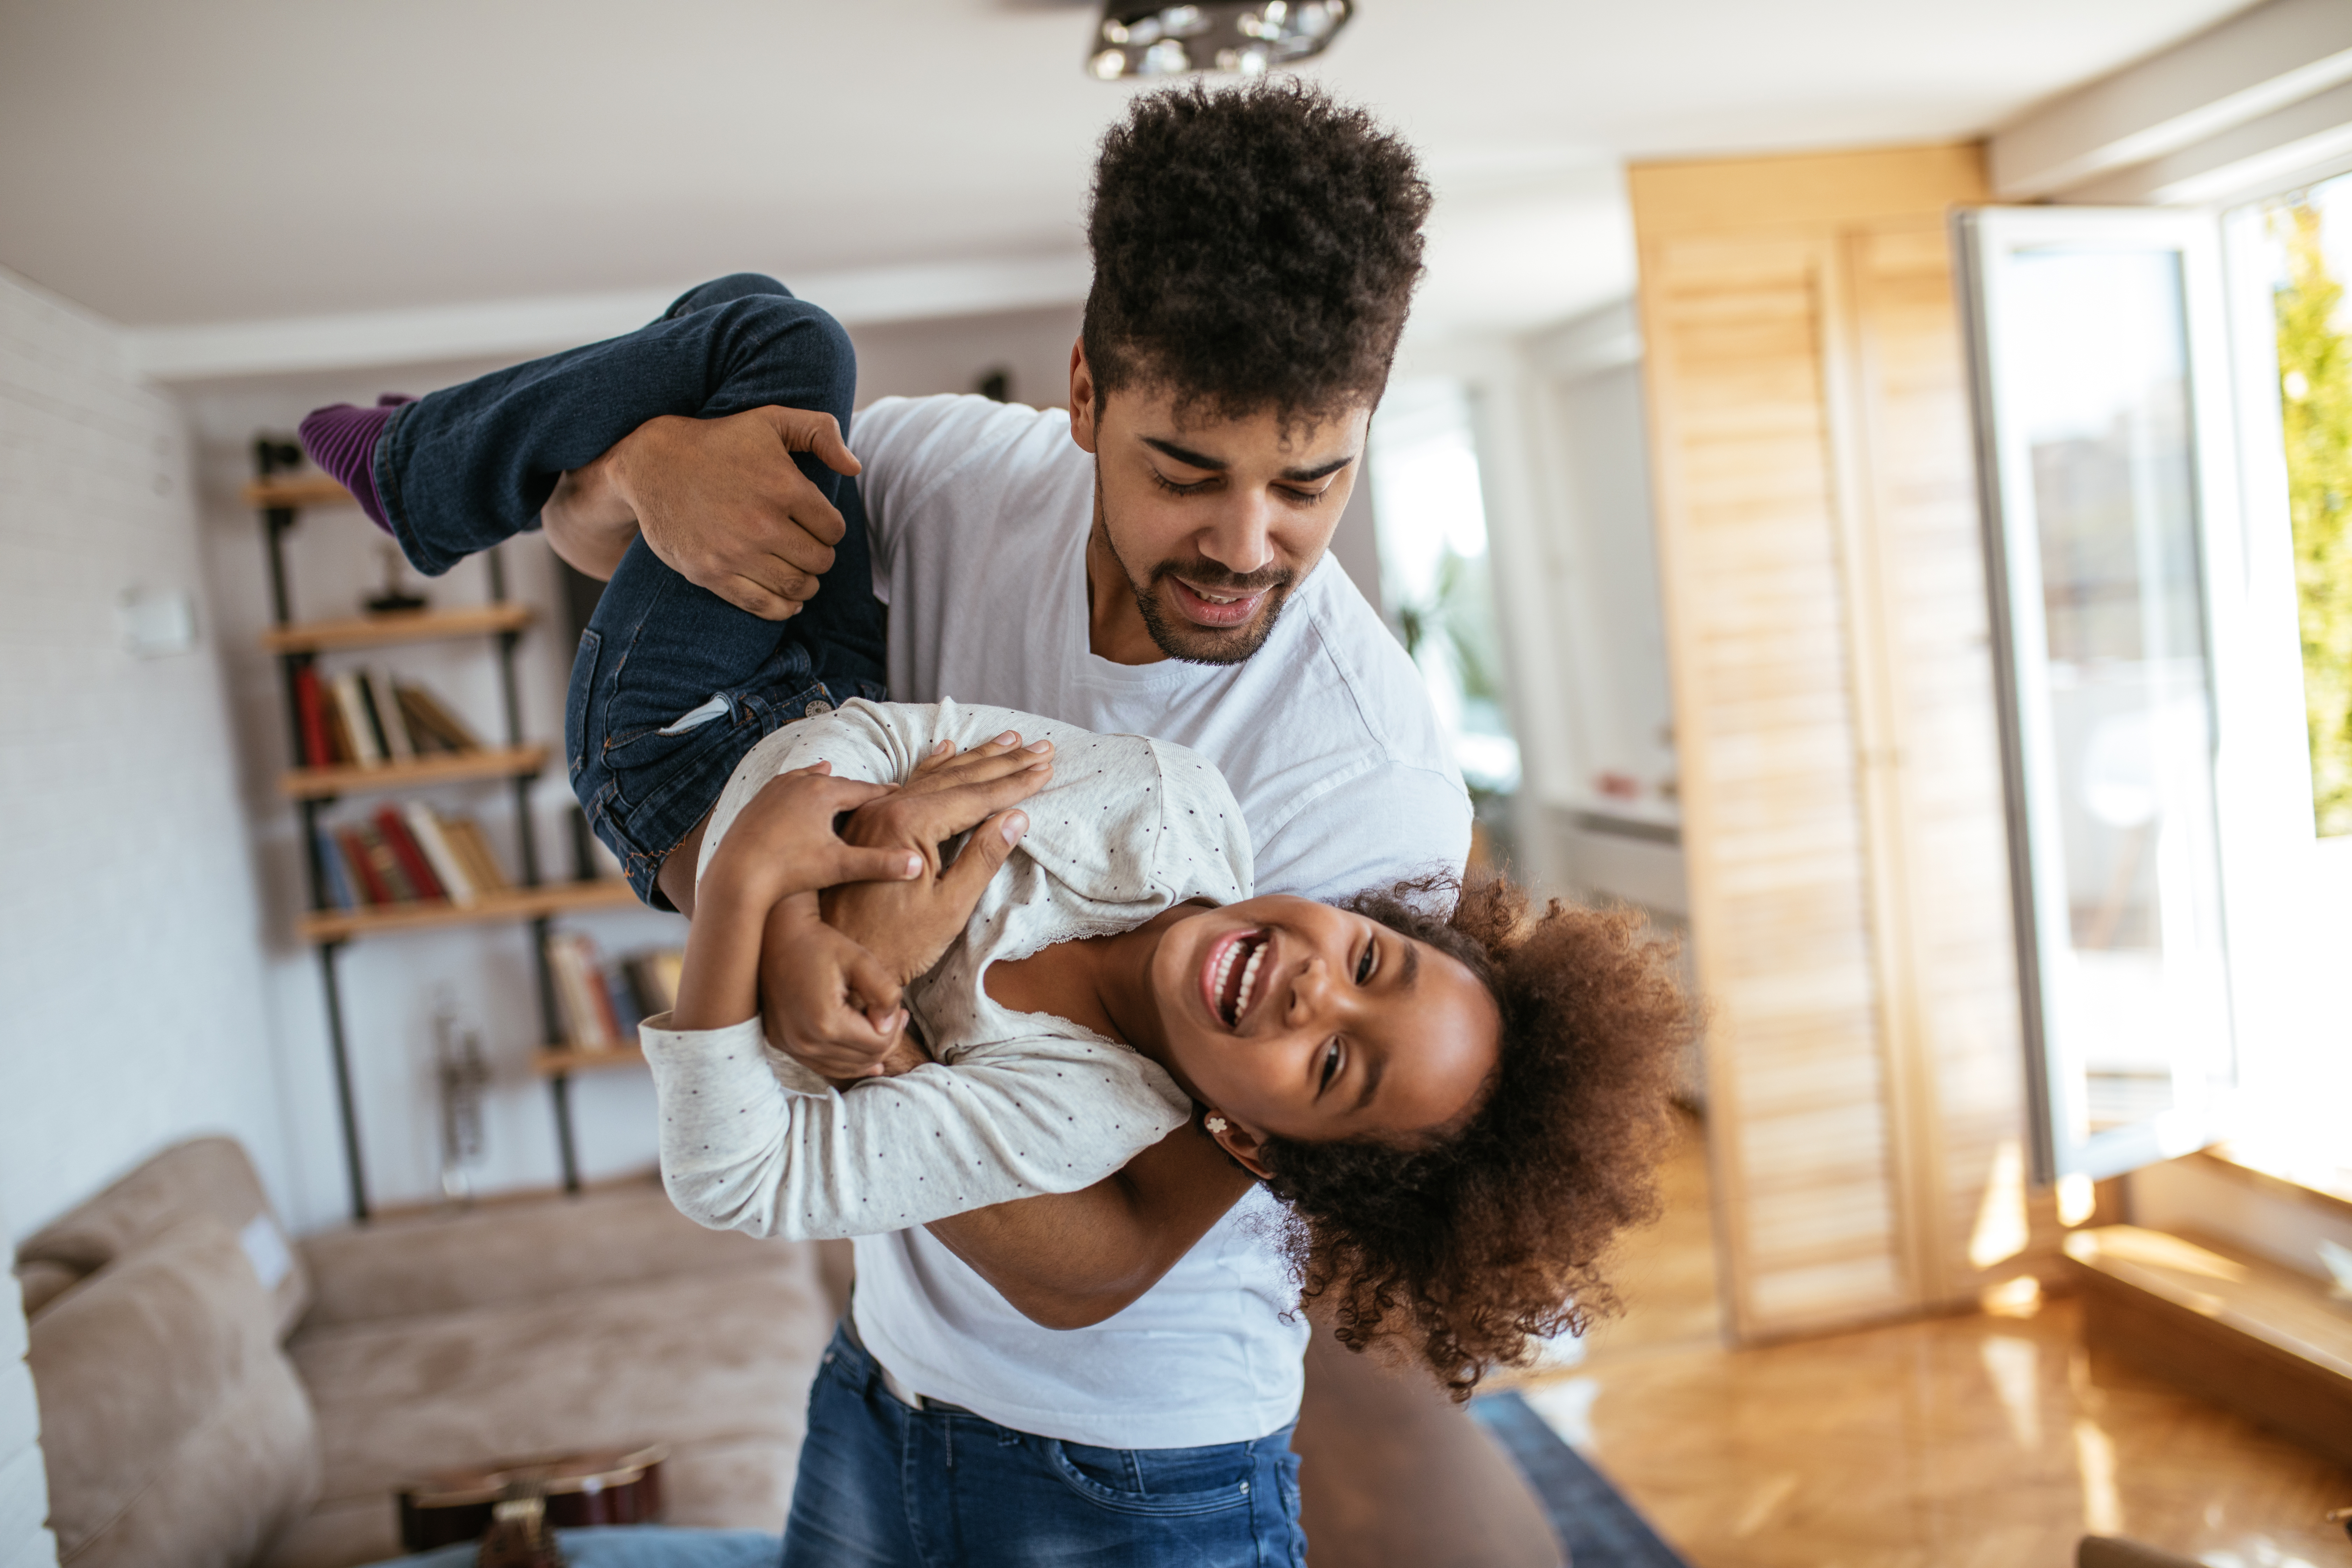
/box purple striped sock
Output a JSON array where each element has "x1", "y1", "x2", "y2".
[{"x1": 296, "y1": 393, "x2": 414, "y2": 533}]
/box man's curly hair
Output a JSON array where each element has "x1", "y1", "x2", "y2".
[
  {"x1": 1084, "y1": 79, "x2": 1432, "y2": 424},
  {"x1": 1256, "y1": 876, "x2": 1692, "y2": 1399}
]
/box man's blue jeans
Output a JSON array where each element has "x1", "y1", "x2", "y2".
[
  {"x1": 784, "y1": 1322, "x2": 1307, "y2": 1567},
  {"x1": 372, "y1": 274, "x2": 886, "y2": 906}
]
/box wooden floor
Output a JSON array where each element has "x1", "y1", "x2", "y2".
[{"x1": 1506, "y1": 1117, "x2": 2352, "y2": 1568}]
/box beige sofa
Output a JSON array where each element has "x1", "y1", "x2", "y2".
[{"x1": 16, "y1": 1138, "x2": 838, "y2": 1568}]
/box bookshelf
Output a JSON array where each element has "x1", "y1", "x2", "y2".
[
  {"x1": 260, "y1": 602, "x2": 534, "y2": 655},
  {"x1": 280, "y1": 742, "x2": 552, "y2": 800},
  {"x1": 293, "y1": 880, "x2": 639, "y2": 943},
  {"x1": 251, "y1": 438, "x2": 633, "y2": 1220}
]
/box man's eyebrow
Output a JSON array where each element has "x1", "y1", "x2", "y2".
[
  {"x1": 1279, "y1": 454, "x2": 1356, "y2": 484},
  {"x1": 1140, "y1": 438, "x2": 1358, "y2": 485},
  {"x1": 1142, "y1": 436, "x2": 1227, "y2": 471}
]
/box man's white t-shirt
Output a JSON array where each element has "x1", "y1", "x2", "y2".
[{"x1": 843, "y1": 393, "x2": 1471, "y2": 1449}]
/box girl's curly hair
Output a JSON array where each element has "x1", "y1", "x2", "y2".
[{"x1": 1255, "y1": 875, "x2": 1692, "y2": 1399}]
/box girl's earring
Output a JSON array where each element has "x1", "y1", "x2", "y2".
[{"x1": 1204, "y1": 1114, "x2": 1229, "y2": 1136}]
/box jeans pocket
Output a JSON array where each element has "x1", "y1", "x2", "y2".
[
  {"x1": 1042, "y1": 1441, "x2": 1255, "y2": 1518},
  {"x1": 565, "y1": 628, "x2": 602, "y2": 781}
]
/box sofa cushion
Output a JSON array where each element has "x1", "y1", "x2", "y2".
[
  {"x1": 296, "y1": 1181, "x2": 773, "y2": 1331},
  {"x1": 18, "y1": 1136, "x2": 309, "y2": 1338},
  {"x1": 30, "y1": 1215, "x2": 321, "y2": 1568},
  {"x1": 270, "y1": 1194, "x2": 833, "y2": 1568}
]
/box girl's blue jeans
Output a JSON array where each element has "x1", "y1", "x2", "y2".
[{"x1": 372, "y1": 273, "x2": 887, "y2": 907}]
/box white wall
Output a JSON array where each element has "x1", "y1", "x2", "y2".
[
  {"x1": 0, "y1": 1188, "x2": 56, "y2": 1568},
  {"x1": 0, "y1": 267, "x2": 299, "y2": 1244}
]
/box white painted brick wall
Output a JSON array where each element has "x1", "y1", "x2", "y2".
[
  {"x1": 0, "y1": 1190, "x2": 57, "y2": 1568},
  {"x1": 0, "y1": 266, "x2": 296, "y2": 1242}
]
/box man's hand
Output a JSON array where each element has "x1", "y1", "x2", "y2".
[
  {"x1": 756, "y1": 735, "x2": 1050, "y2": 1080},
  {"x1": 756, "y1": 891, "x2": 912, "y2": 1082},
  {"x1": 821, "y1": 734, "x2": 1054, "y2": 984},
  {"x1": 544, "y1": 406, "x2": 861, "y2": 620}
]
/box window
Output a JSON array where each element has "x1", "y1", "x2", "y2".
[
  {"x1": 1962, "y1": 165, "x2": 2352, "y2": 1191},
  {"x1": 1366, "y1": 379, "x2": 1521, "y2": 871},
  {"x1": 1959, "y1": 209, "x2": 2241, "y2": 1183}
]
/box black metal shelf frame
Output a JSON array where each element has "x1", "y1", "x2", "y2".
[{"x1": 253, "y1": 438, "x2": 592, "y2": 1220}]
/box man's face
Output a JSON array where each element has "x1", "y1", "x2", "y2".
[{"x1": 1069, "y1": 341, "x2": 1371, "y2": 666}]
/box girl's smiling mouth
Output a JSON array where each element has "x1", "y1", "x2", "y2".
[{"x1": 1201, "y1": 927, "x2": 1272, "y2": 1029}]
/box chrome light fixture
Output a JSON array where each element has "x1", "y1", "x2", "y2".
[{"x1": 1088, "y1": 1, "x2": 1351, "y2": 79}]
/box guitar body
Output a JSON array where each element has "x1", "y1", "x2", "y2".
[{"x1": 397, "y1": 1446, "x2": 667, "y2": 1553}]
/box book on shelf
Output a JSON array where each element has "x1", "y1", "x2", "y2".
[
  {"x1": 372, "y1": 805, "x2": 444, "y2": 902},
  {"x1": 330, "y1": 672, "x2": 382, "y2": 767},
  {"x1": 295, "y1": 669, "x2": 485, "y2": 769},
  {"x1": 542, "y1": 933, "x2": 684, "y2": 1050},
  {"x1": 313, "y1": 806, "x2": 512, "y2": 911},
  {"x1": 626, "y1": 950, "x2": 684, "y2": 1018}
]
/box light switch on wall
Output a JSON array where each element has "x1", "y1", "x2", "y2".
[{"x1": 118, "y1": 587, "x2": 197, "y2": 657}]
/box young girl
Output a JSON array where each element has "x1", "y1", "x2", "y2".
[{"x1": 647, "y1": 695, "x2": 1690, "y2": 1395}]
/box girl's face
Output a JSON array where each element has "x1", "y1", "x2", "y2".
[{"x1": 1149, "y1": 895, "x2": 1500, "y2": 1156}]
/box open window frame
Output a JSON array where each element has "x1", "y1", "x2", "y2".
[{"x1": 1956, "y1": 206, "x2": 2259, "y2": 1187}]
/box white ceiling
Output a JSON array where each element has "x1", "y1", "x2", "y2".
[{"x1": 0, "y1": 0, "x2": 2256, "y2": 344}]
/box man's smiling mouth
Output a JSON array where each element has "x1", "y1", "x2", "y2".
[{"x1": 1169, "y1": 576, "x2": 1267, "y2": 628}]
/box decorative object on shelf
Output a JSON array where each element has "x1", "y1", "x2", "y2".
[
  {"x1": 434, "y1": 993, "x2": 490, "y2": 1205},
  {"x1": 1087, "y1": 1, "x2": 1349, "y2": 78},
  {"x1": 249, "y1": 437, "x2": 643, "y2": 1221},
  {"x1": 364, "y1": 541, "x2": 431, "y2": 615}
]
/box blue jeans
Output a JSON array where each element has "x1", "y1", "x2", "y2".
[
  {"x1": 785, "y1": 1322, "x2": 1307, "y2": 1567},
  {"x1": 373, "y1": 274, "x2": 887, "y2": 906}
]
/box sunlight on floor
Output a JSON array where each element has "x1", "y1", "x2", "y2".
[{"x1": 1506, "y1": 1115, "x2": 2352, "y2": 1568}]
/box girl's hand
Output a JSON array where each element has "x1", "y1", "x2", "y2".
[
  {"x1": 699, "y1": 763, "x2": 926, "y2": 911},
  {"x1": 819, "y1": 734, "x2": 1049, "y2": 985}
]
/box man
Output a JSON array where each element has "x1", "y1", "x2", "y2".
[{"x1": 316, "y1": 80, "x2": 1482, "y2": 1565}]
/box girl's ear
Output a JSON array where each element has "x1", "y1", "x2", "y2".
[{"x1": 1206, "y1": 1112, "x2": 1275, "y2": 1180}]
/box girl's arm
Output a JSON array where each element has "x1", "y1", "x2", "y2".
[{"x1": 670, "y1": 764, "x2": 922, "y2": 1036}]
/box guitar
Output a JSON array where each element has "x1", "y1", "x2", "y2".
[{"x1": 396, "y1": 1446, "x2": 667, "y2": 1554}]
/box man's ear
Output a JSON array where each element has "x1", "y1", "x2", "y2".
[
  {"x1": 1206, "y1": 1113, "x2": 1275, "y2": 1180},
  {"x1": 1068, "y1": 336, "x2": 1100, "y2": 454}
]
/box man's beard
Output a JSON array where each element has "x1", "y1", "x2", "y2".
[{"x1": 1095, "y1": 478, "x2": 1298, "y2": 666}]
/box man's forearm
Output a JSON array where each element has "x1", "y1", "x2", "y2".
[
  {"x1": 922, "y1": 1125, "x2": 1256, "y2": 1329},
  {"x1": 539, "y1": 454, "x2": 640, "y2": 581}
]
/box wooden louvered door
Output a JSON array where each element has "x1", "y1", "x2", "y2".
[{"x1": 1630, "y1": 146, "x2": 2056, "y2": 1341}]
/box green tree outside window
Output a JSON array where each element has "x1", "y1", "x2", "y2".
[{"x1": 2274, "y1": 200, "x2": 2352, "y2": 834}]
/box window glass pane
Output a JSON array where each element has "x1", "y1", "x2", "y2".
[
  {"x1": 2258, "y1": 173, "x2": 2352, "y2": 836},
  {"x1": 2000, "y1": 247, "x2": 2230, "y2": 1139},
  {"x1": 1367, "y1": 380, "x2": 1520, "y2": 871}
]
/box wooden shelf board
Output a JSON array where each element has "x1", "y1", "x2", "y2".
[
  {"x1": 534, "y1": 1045, "x2": 646, "y2": 1078},
  {"x1": 245, "y1": 473, "x2": 357, "y2": 509},
  {"x1": 262, "y1": 602, "x2": 533, "y2": 655},
  {"x1": 279, "y1": 743, "x2": 547, "y2": 800},
  {"x1": 297, "y1": 879, "x2": 638, "y2": 943}
]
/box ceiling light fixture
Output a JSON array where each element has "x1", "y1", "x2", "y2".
[{"x1": 1088, "y1": 1, "x2": 1351, "y2": 79}]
